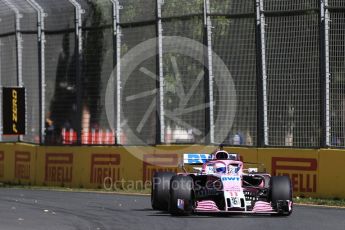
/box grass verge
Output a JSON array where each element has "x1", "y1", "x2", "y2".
[{"x1": 293, "y1": 197, "x2": 345, "y2": 208}]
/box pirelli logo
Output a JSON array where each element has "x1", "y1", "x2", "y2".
[
  {"x1": 143, "y1": 154, "x2": 178, "y2": 182},
  {"x1": 15, "y1": 152, "x2": 30, "y2": 180},
  {"x1": 0, "y1": 152, "x2": 4, "y2": 178},
  {"x1": 90, "y1": 154, "x2": 121, "y2": 184},
  {"x1": 45, "y1": 153, "x2": 73, "y2": 183},
  {"x1": 272, "y1": 157, "x2": 317, "y2": 193},
  {"x1": 2, "y1": 87, "x2": 26, "y2": 135}
]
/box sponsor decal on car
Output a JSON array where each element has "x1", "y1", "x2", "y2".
[
  {"x1": 221, "y1": 176, "x2": 241, "y2": 192},
  {"x1": 183, "y1": 153, "x2": 211, "y2": 164},
  {"x1": 221, "y1": 176, "x2": 240, "y2": 182},
  {"x1": 231, "y1": 197, "x2": 240, "y2": 206}
]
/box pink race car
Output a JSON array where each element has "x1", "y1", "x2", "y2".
[{"x1": 151, "y1": 150, "x2": 293, "y2": 216}]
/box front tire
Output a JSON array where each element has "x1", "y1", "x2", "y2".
[
  {"x1": 270, "y1": 176, "x2": 293, "y2": 216},
  {"x1": 151, "y1": 172, "x2": 176, "y2": 211},
  {"x1": 169, "y1": 175, "x2": 194, "y2": 216}
]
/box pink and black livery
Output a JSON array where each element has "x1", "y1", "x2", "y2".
[{"x1": 151, "y1": 149, "x2": 293, "y2": 216}]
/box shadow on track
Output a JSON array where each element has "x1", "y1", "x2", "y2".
[{"x1": 144, "y1": 210, "x2": 290, "y2": 219}]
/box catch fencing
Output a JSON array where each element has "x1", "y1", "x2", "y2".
[{"x1": 0, "y1": 0, "x2": 342, "y2": 148}]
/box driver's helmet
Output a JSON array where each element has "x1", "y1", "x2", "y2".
[
  {"x1": 214, "y1": 162, "x2": 226, "y2": 173},
  {"x1": 215, "y1": 150, "x2": 229, "y2": 160}
]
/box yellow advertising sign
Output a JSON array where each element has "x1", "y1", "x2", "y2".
[
  {"x1": 272, "y1": 157, "x2": 317, "y2": 193},
  {"x1": 2, "y1": 144, "x2": 345, "y2": 199},
  {"x1": 258, "y1": 148, "x2": 319, "y2": 197},
  {"x1": 142, "y1": 153, "x2": 179, "y2": 183},
  {"x1": 0, "y1": 151, "x2": 4, "y2": 178},
  {"x1": 45, "y1": 153, "x2": 73, "y2": 183},
  {"x1": 318, "y1": 149, "x2": 345, "y2": 198},
  {"x1": 90, "y1": 154, "x2": 121, "y2": 184},
  {"x1": 15, "y1": 151, "x2": 31, "y2": 180}
]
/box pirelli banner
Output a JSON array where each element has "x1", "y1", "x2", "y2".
[
  {"x1": 257, "y1": 148, "x2": 319, "y2": 197},
  {"x1": 2, "y1": 143, "x2": 345, "y2": 198},
  {"x1": 2, "y1": 87, "x2": 26, "y2": 135}
]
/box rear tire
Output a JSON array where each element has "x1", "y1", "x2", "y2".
[
  {"x1": 169, "y1": 175, "x2": 194, "y2": 216},
  {"x1": 151, "y1": 172, "x2": 176, "y2": 211},
  {"x1": 270, "y1": 176, "x2": 293, "y2": 216}
]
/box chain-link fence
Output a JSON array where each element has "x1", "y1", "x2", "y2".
[
  {"x1": 329, "y1": 0, "x2": 345, "y2": 147},
  {"x1": 162, "y1": 0, "x2": 205, "y2": 144},
  {"x1": 0, "y1": 0, "x2": 342, "y2": 148},
  {"x1": 0, "y1": 0, "x2": 18, "y2": 142},
  {"x1": 210, "y1": 0, "x2": 257, "y2": 146},
  {"x1": 119, "y1": 0, "x2": 157, "y2": 145},
  {"x1": 264, "y1": 1, "x2": 321, "y2": 147}
]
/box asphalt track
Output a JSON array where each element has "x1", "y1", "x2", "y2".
[{"x1": 0, "y1": 188, "x2": 344, "y2": 230}]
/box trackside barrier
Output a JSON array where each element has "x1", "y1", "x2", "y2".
[
  {"x1": 0, "y1": 143, "x2": 345, "y2": 198},
  {"x1": 18, "y1": 144, "x2": 37, "y2": 184},
  {"x1": 6, "y1": 143, "x2": 37, "y2": 185},
  {"x1": 0, "y1": 143, "x2": 16, "y2": 182},
  {"x1": 318, "y1": 149, "x2": 345, "y2": 198},
  {"x1": 257, "y1": 148, "x2": 319, "y2": 198}
]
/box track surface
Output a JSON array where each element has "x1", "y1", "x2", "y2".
[{"x1": 0, "y1": 188, "x2": 344, "y2": 230}]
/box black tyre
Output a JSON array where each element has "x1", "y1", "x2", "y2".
[
  {"x1": 151, "y1": 172, "x2": 176, "y2": 211},
  {"x1": 169, "y1": 175, "x2": 194, "y2": 216},
  {"x1": 270, "y1": 176, "x2": 293, "y2": 216}
]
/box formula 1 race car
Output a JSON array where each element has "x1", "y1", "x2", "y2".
[{"x1": 151, "y1": 150, "x2": 292, "y2": 216}]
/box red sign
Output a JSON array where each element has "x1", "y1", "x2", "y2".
[
  {"x1": 143, "y1": 154, "x2": 178, "y2": 182},
  {"x1": 272, "y1": 157, "x2": 317, "y2": 193},
  {"x1": 90, "y1": 154, "x2": 121, "y2": 184},
  {"x1": 45, "y1": 153, "x2": 73, "y2": 183},
  {"x1": 0, "y1": 151, "x2": 4, "y2": 178},
  {"x1": 15, "y1": 152, "x2": 30, "y2": 180}
]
